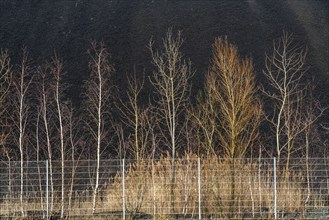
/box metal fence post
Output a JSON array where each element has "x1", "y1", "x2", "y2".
[
  {"x1": 122, "y1": 159, "x2": 125, "y2": 220},
  {"x1": 273, "y1": 157, "x2": 277, "y2": 219},
  {"x1": 46, "y1": 160, "x2": 49, "y2": 220},
  {"x1": 198, "y1": 158, "x2": 201, "y2": 220}
]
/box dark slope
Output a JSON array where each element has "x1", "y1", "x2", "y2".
[{"x1": 0, "y1": 0, "x2": 328, "y2": 101}]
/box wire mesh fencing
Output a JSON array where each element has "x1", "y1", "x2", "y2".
[{"x1": 0, "y1": 157, "x2": 328, "y2": 219}]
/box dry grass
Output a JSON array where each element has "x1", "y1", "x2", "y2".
[
  {"x1": 102, "y1": 154, "x2": 328, "y2": 219},
  {"x1": 0, "y1": 155, "x2": 328, "y2": 219}
]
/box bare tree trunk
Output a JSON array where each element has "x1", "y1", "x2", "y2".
[
  {"x1": 3, "y1": 150, "x2": 12, "y2": 217},
  {"x1": 35, "y1": 109, "x2": 45, "y2": 218},
  {"x1": 84, "y1": 42, "x2": 113, "y2": 214},
  {"x1": 276, "y1": 95, "x2": 285, "y2": 165},
  {"x1": 67, "y1": 105, "x2": 80, "y2": 216},
  {"x1": 170, "y1": 77, "x2": 176, "y2": 214},
  {"x1": 37, "y1": 65, "x2": 57, "y2": 215},
  {"x1": 37, "y1": 67, "x2": 55, "y2": 215},
  {"x1": 304, "y1": 130, "x2": 311, "y2": 207},
  {"x1": 258, "y1": 146, "x2": 262, "y2": 216},
  {"x1": 19, "y1": 99, "x2": 25, "y2": 217},
  {"x1": 92, "y1": 53, "x2": 103, "y2": 215},
  {"x1": 229, "y1": 158, "x2": 236, "y2": 218},
  {"x1": 12, "y1": 50, "x2": 33, "y2": 217},
  {"x1": 44, "y1": 108, "x2": 54, "y2": 215},
  {"x1": 52, "y1": 57, "x2": 66, "y2": 218}
]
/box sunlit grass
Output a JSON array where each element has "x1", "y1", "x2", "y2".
[{"x1": 0, "y1": 154, "x2": 328, "y2": 219}]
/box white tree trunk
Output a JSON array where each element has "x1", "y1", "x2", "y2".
[{"x1": 92, "y1": 55, "x2": 103, "y2": 214}]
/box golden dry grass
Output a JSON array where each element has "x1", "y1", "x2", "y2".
[{"x1": 0, "y1": 154, "x2": 328, "y2": 219}]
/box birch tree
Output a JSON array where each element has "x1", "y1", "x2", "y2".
[
  {"x1": 0, "y1": 49, "x2": 12, "y2": 214},
  {"x1": 11, "y1": 49, "x2": 33, "y2": 217},
  {"x1": 83, "y1": 42, "x2": 114, "y2": 214},
  {"x1": 37, "y1": 64, "x2": 55, "y2": 214},
  {"x1": 66, "y1": 102, "x2": 84, "y2": 214},
  {"x1": 51, "y1": 56, "x2": 67, "y2": 218}
]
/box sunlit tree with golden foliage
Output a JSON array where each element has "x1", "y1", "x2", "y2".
[
  {"x1": 207, "y1": 37, "x2": 261, "y2": 159},
  {"x1": 206, "y1": 37, "x2": 261, "y2": 217}
]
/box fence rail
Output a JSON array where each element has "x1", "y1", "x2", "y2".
[{"x1": 0, "y1": 157, "x2": 328, "y2": 219}]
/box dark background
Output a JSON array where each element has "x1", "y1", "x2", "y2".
[{"x1": 0, "y1": 0, "x2": 328, "y2": 104}]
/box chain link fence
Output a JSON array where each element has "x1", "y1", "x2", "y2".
[{"x1": 0, "y1": 157, "x2": 328, "y2": 219}]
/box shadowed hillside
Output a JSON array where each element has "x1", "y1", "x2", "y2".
[{"x1": 0, "y1": 0, "x2": 328, "y2": 102}]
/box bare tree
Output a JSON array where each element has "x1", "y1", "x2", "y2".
[
  {"x1": 190, "y1": 90, "x2": 217, "y2": 156},
  {"x1": 11, "y1": 49, "x2": 33, "y2": 217},
  {"x1": 0, "y1": 49, "x2": 12, "y2": 159},
  {"x1": 263, "y1": 32, "x2": 324, "y2": 166},
  {"x1": 113, "y1": 122, "x2": 128, "y2": 159},
  {"x1": 83, "y1": 42, "x2": 114, "y2": 214},
  {"x1": 263, "y1": 32, "x2": 306, "y2": 164},
  {"x1": 115, "y1": 72, "x2": 154, "y2": 217},
  {"x1": 116, "y1": 72, "x2": 152, "y2": 161},
  {"x1": 301, "y1": 84, "x2": 326, "y2": 205},
  {"x1": 37, "y1": 64, "x2": 55, "y2": 214},
  {"x1": 51, "y1": 56, "x2": 67, "y2": 218},
  {"x1": 0, "y1": 49, "x2": 12, "y2": 116},
  {"x1": 1, "y1": 145, "x2": 13, "y2": 216},
  {"x1": 66, "y1": 102, "x2": 85, "y2": 215},
  {"x1": 34, "y1": 107, "x2": 46, "y2": 218},
  {"x1": 149, "y1": 29, "x2": 193, "y2": 213}
]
